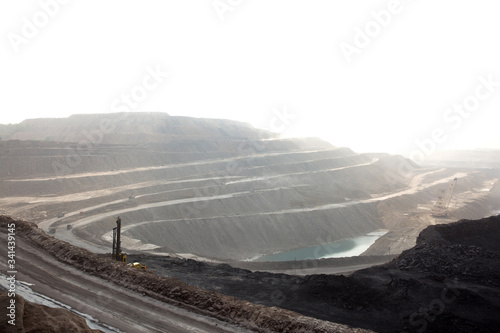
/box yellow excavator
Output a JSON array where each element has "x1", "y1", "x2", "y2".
[{"x1": 128, "y1": 262, "x2": 147, "y2": 270}]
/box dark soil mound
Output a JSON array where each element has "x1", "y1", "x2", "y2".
[{"x1": 418, "y1": 215, "x2": 500, "y2": 252}]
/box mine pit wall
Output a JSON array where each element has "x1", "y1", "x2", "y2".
[
  {"x1": 78, "y1": 202, "x2": 383, "y2": 261},
  {"x1": 447, "y1": 168, "x2": 500, "y2": 220},
  {"x1": 0, "y1": 146, "x2": 234, "y2": 181},
  {"x1": 11, "y1": 166, "x2": 497, "y2": 262},
  {"x1": 0, "y1": 148, "x2": 370, "y2": 199},
  {"x1": 0, "y1": 137, "x2": 332, "y2": 180},
  {"x1": 377, "y1": 170, "x2": 500, "y2": 224},
  {"x1": 365, "y1": 172, "x2": 500, "y2": 256},
  {"x1": 39, "y1": 166, "x2": 496, "y2": 261},
  {"x1": 13, "y1": 155, "x2": 410, "y2": 213},
  {"x1": 451, "y1": 199, "x2": 500, "y2": 221},
  {"x1": 452, "y1": 189, "x2": 500, "y2": 220}
]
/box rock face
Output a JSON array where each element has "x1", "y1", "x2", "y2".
[{"x1": 0, "y1": 293, "x2": 103, "y2": 333}]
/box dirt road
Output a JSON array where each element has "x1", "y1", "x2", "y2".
[{"x1": 0, "y1": 230, "x2": 253, "y2": 333}]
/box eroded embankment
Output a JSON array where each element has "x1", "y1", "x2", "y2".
[
  {"x1": 0, "y1": 293, "x2": 104, "y2": 333},
  {"x1": 0, "y1": 215, "x2": 372, "y2": 333}
]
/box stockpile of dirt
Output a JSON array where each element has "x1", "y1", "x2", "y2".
[
  {"x1": 0, "y1": 215, "x2": 372, "y2": 333},
  {"x1": 417, "y1": 215, "x2": 500, "y2": 252},
  {"x1": 389, "y1": 216, "x2": 500, "y2": 286},
  {"x1": 0, "y1": 293, "x2": 104, "y2": 333}
]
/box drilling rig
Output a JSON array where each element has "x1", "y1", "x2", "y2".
[
  {"x1": 431, "y1": 178, "x2": 458, "y2": 218},
  {"x1": 112, "y1": 216, "x2": 127, "y2": 262}
]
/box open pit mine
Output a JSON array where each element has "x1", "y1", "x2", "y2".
[{"x1": 1, "y1": 112, "x2": 499, "y2": 332}]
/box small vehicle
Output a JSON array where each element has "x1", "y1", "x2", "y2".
[{"x1": 128, "y1": 262, "x2": 147, "y2": 271}]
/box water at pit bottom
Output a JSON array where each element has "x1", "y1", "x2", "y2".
[{"x1": 254, "y1": 230, "x2": 388, "y2": 262}]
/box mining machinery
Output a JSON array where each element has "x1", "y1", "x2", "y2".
[
  {"x1": 128, "y1": 262, "x2": 147, "y2": 270},
  {"x1": 431, "y1": 178, "x2": 458, "y2": 217},
  {"x1": 112, "y1": 216, "x2": 127, "y2": 262}
]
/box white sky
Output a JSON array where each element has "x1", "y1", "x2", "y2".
[{"x1": 1, "y1": 0, "x2": 499, "y2": 155}]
